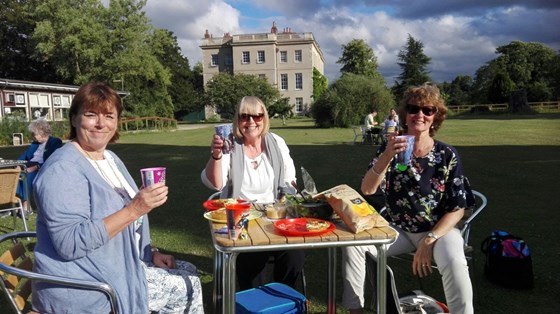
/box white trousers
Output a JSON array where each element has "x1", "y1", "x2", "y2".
[{"x1": 342, "y1": 227, "x2": 473, "y2": 314}]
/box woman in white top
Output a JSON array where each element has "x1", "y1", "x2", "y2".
[{"x1": 201, "y1": 96, "x2": 305, "y2": 290}]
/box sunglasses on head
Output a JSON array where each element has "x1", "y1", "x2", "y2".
[
  {"x1": 238, "y1": 113, "x2": 265, "y2": 122},
  {"x1": 406, "y1": 104, "x2": 438, "y2": 116}
]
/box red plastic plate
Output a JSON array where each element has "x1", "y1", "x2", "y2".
[
  {"x1": 274, "y1": 218, "x2": 335, "y2": 236},
  {"x1": 202, "y1": 199, "x2": 249, "y2": 211}
]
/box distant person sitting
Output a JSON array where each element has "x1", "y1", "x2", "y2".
[
  {"x1": 364, "y1": 109, "x2": 380, "y2": 143},
  {"x1": 364, "y1": 109, "x2": 378, "y2": 131},
  {"x1": 382, "y1": 108, "x2": 400, "y2": 142},
  {"x1": 16, "y1": 118, "x2": 62, "y2": 215}
]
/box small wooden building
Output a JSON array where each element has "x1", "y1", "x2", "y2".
[
  {"x1": 0, "y1": 78, "x2": 79, "y2": 121},
  {"x1": 0, "y1": 79, "x2": 127, "y2": 121}
]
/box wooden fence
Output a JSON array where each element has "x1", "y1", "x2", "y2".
[
  {"x1": 119, "y1": 117, "x2": 177, "y2": 132},
  {"x1": 448, "y1": 101, "x2": 560, "y2": 113}
]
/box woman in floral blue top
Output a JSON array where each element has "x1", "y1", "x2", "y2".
[{"x1": 342, "y1": 83, "x2": 474, "y2": 314}]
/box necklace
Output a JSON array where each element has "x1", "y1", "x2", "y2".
[{"x1": 83, "y1": 149, "x2": 132, "y2": 202}]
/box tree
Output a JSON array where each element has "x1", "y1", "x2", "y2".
[
  {"x1": 204, "y1": 73, "x2": 282, "y2": 118},
  {"x1": 31, "y1": 0, "x2": 173, "y2": 117},
  {"x1": 267, "y1": 97, "x2": 293, "y2": 125},
  {"x1": 488, "y1": 71, "x2": 515, "y2": 103},
  {"x1": 392, "y1": 34, "x2": 432, "y2": 100},
  {"x1": 0, "y1": 0, "x2": 59, "y2": 82},
  {"x1": 312, "y1": 67, "x2": 328, "y2": 102},
  {"x1": 32, "y1": 0, "x2": 110, "y2": 83},
  {"x1": 472, "y1": 40, "x2": 559, "y2": 103},
  {"x1": 151, "y1": 29, "x2": 200, "y2": 119},
  {"x1": 104, "y1": 0, "x2": 172, "y2": 117},
  {"x1": 312, "y1": 73, "x2": 394, "y2": 128},
  {"x1": 337, "y1": 39, "x2": 383, "y2": 81},
  {"x1": 441, "y1": 75, "x2": 473, "y2": 106}
]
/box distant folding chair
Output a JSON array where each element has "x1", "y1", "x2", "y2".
[
  {"x1": 0, "y1": 169, "x2": 28, "y2": 232},
  {"x1": 352, "y1": 126, "x2": 378, "y2": 145},
  {"x1": 352, "y1": 126, "x2": 364, "y2": 145},
  {"x1": 0, "y1": 232, "x2": 118, "y2": 314}
]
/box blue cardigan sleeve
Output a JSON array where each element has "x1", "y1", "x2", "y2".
[{"x1": 34, "y1": 159, "x2": 110, "y2": 260}]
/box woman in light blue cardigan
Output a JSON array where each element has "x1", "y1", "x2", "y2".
[
  {"x1": 31, "y1": 83, "x2": 202, "y2": 313},
  {"x1": 33, "y1": 143, "x2": 152, "y2": 313}
]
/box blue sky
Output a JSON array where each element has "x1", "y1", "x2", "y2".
[{"x1": 143, "y1": 0, "x2": 560, "y2": 84}]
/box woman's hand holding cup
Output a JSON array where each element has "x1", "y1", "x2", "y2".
[
  {"x1": 128, "y1": 182, "x2": 168, "y2": 218},
  {"x1": 386, "y1": 131, "x2": 408, "y2": 155},
  {"x1": 211, "y1": 134, "x2": 224, "y2": 159}
]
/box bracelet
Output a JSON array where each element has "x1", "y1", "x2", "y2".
[
  {"x1": 370, "y1": 166, "x2": 384, "y2": 176},
  {"x1": 211, "y1": 153, "x2": 222, "y2": 160},
  {"x1": 151, "y1": 247, "x2": 159, "y2": 253}
]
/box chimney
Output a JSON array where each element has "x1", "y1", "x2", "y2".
[
  {"x1": 271, "y1": 21, "x2": 278, "y2": 34},
  {"x1": 204, "y1": 29, "x2": 210, "y2": 38}
]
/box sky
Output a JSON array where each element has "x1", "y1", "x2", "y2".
[{"x1": 142, "y1": 0, "x2": 560, "y2": 84}]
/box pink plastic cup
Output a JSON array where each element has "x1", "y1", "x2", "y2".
[{"x1": 140, "y1": 167, "x2": 166, "y2": 187}]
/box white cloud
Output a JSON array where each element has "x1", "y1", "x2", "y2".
[
  {"x1": 145, "y1": 0, "x2": 240, "y2": 66},
  {"x1": 142, "y1": 0, "x2": 560, "y2": 84}
]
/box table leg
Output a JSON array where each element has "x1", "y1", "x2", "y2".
[
  {"x1": 222, "y1": 252, "x2": 238, "y2": 314},
  {"x1": 327, "y1": 247, "x2": 337, "y2": 314},
  {"x1": 376, "y1": 244, "x2": 387, "y2": 314},
  {"x1": 213, "y1": 250, "x2": 223, "y2": 314},
  {"x1": 23, "y1": 169, "x2": 32, "y2": 212},
  {"x1": 20, "y1": 169, "x2": 29, "y2": 232}
]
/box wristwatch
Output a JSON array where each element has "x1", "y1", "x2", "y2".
[
  {"x1": 151, "y1": 247, "x2": 159, "y2": 253},
  {"x1": 427, "y1": 232, "x2": 439, "y2": 240}
]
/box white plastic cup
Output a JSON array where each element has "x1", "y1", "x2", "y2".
[{"x1": 396, "y1": 135, "x2": 415, "y2": 170}]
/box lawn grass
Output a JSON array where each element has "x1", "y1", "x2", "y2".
[{"x1": 1, "y1": 113, "x2": 559, "y2": 313}]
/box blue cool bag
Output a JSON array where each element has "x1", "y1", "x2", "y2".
[
  {"x1": 236, "y1": 282, "x2": 307, "y2": 314},
  {"x1": 481, "y1": 230, "x2": 534, "y2": 289}
]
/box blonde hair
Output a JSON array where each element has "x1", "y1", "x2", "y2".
[{"x1": 232, "y1": 96, "x2": 270, "y2": 138}]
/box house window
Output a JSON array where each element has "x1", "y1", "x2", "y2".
[
  {"x1": 61, "y1": 95, "x2": 71, "y2": 107},
  {"x1": 211, "y1": 54, "x2": 219, "y2": 67},
  {"x1": 280, "y1": 51, "x2": 287, "y2": 63},
  {"x1": 295, "y1": 73, "x2": 303, "y2": 90},
  {"x1": 15, "y1": 94, "x2": 25, "y2": 106},
  {"x1": 280, "y1": 74, "x2": 288, "y2": 90},
  {"x1": 53, "y1": 95, "x2": 62, "y2": 106},
  {"x1": 294, "y1": 50, "x2": 302, "y2": 62},
  {"x1": 257, "y1": 51, "x2": 265, "y2": 63},
  {"x1": 242, "y1": 51, "x2": 250, "y2": 64},
  {"x1": 4, "y1": 92, "x2": 15, "y2": 105},
  {"x1": 258, "y1": 74, "x2": 266, "y2": 80},
  {"x1": 295, "y1": 98, "x2": 303, "y2": 113}
]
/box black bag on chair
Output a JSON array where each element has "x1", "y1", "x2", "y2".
[{"x1": 481, "y1": 230, "x2": 534, "y2": 289}]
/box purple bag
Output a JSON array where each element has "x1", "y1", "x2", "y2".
[{"x1": 481, "y1": 230, "x2": 534, "y2": 289}]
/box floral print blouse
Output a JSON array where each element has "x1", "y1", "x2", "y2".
[{"x1": 369, "y1": 140, "x2": 471, "y2": 233}]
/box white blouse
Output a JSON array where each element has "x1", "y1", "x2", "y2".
[{"x1": 201, "y1": 133, "x2": 297, "y2": 203}]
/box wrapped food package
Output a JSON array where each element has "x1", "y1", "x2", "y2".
[{"x1": 315, "y1": 184, "x2": 388, "y2": 233}]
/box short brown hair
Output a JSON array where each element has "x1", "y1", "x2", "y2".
[{"x1": 68, "y1": 82, "x2": 123, "y2": 142}]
